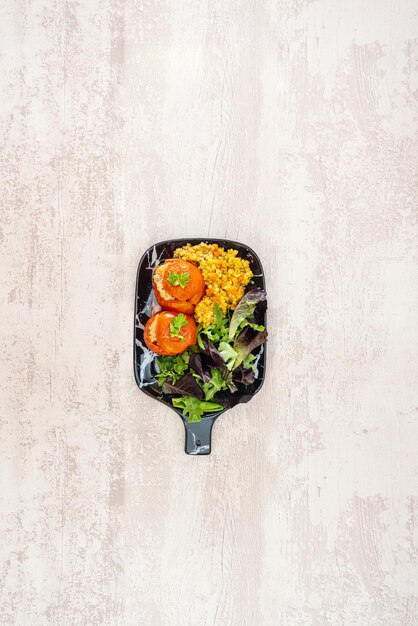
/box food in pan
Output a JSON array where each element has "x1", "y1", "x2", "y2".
[
  {"x1": 143, "y1": 242, "x2": 267, "y2": 422},
  {"x1": 174, "y1": 242, "x2": 253, "y2": 326},
  {"x1": 144, "y1": 311, "x2": 197, "y2": 356},
  {"x1": 153, "y1": 259, "x2": 205, "y2": 314}
]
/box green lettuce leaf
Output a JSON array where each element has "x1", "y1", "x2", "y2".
[
  {"x1": 218, "y1": 342, "x2": 238, "y2": 370},
  {"x1": 246, "y1": 321, "x2": 265, "y2": 332},
  {"x1": 242, "y1": 353, "x2": 257, "y2": 371},
  {"x1": 172, "y1": 396, "x2": 223, "y2": 423}
]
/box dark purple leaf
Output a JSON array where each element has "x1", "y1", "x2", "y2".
[
  {"x1": 201, "y1": 338, "x2": 228, "y2": 372},
  {"x1": 162, "y1": 373, "x2": 203, "y2": 399},
  {"x1": 213, "y1": 390, "x2": 252, "y2": 409},
  {"x1": 254, "y1": 297, "x2": 267, "y2": 322},
  {"x1": 189, "y1": 352, "x2": 211, "y2": 383},
  {"x1": 232, "y1": 366, "x2": 255, "y2": 387}
]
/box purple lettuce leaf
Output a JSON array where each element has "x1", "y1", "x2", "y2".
[
  {"x1": 233, "y1": 326, "x2": 268, "y2": 368},
  {"x1": 201, "y1": 337, "x2": 228, "y2": 372},
  {"x1": 213, "y1": 390, "x2": 253, "y2": 409},
  {"x1": 232, "y1": 366, "x2": 256, "y2": 387},
  {"x1": 189, "y1": 352, "x2": 211, "y2": 383},
  {"x1": 228, "y1": 288, "x2": 267, "y2": 340},
  {"x1": 162, "y1": 373, "x2": 204, "y2": 399}
]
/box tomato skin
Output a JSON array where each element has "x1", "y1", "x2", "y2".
[
  {"x1": 154, "y1": 287, "x2": 195, "y2": 314},
  {"x1": 143, "y1": 313, "x2": 169, "y2": 355},
  {"x1": 157, "y1": 312, "x2": 197, "y2": 353},
  {"x1": 143, "y1": 311, "x2": 197, "y2": 356}
]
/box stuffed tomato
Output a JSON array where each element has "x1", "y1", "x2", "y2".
[
  {"x1": 153, "y1": 259, "x2": 205, "y2": 314},
  {"x1": 144, "y1": 311, "x2": 197, "y2": 356}
]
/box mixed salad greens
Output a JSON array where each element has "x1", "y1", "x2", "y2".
[{"x1": 155, "y1": 288, "x2": 267, "y2": 422}]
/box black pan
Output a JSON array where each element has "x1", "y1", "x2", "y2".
[{"x1": 133, "y1": 238, "x2": 267, "y2": 455}]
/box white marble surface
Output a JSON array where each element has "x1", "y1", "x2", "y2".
[{"x1": 1, "y1": 1, "x2": 417, "y2": 624}]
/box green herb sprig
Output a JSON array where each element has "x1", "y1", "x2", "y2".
[
  {"x1": 169, "y1": 313, "x2": 188, "y2": 341},
  {"x1": 167, "y1": 272, "x2": 190, "y2": 288}
]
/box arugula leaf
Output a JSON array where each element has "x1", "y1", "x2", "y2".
[
  {"x1": 228, "y1": 288, "x2": 267, "y2": 340},
  {"x1": 232, "y1": 327, "x2": 267, "y2": 368},
  {"x1": 214, "y1": 302, "x2": 223, "y2": 326},
  {"x1": 155, "y1": 352, "x2": 189, "y2": 386},
  {"x1": 172, "y1": 396, "x2": 223, "y2": 423},
  {"x1": 218, "y1": 342, "x2": 238, "y2": 370},
  {"x1": 202, "y1": 368, "x2": 228, "y2": 401},
  {"x1": 169, "y1": 313, "x2": 188, "y2": 340},
  {"x1": 197, "y1": 308, "x2": 230, "y2": 344},
  {"x1": 167, "y1": 272, "x2": 190, "y2": 288},
  {"x1": 162, "y1": 373, "x2": 203, "y2": 399},
  {"x1": 196, "y1": 325, "x2": 206, "y2": 350}
]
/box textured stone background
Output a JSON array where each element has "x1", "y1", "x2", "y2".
[{"x1": 1, "y1": 1, "x2": 417, "y2": 625}]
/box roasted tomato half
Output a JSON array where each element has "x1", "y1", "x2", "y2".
[
  {"x1": 143, "y1": 311, "x2": 197, "y2": 356},
  {"x1": 153, "y1": 259, "x2": 205, "y2": 314}
]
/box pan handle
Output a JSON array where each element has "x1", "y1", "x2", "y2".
[{"x1": 183, "y1": 415, "x2": 219, "y2": 455}]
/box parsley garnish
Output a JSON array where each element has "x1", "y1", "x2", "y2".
[
  {"x1": 167, "y1": 272, "x2": 190, "y2": 288},
  {"x1": 169, "y1": 313, "x2": 188, "y2": 340}
]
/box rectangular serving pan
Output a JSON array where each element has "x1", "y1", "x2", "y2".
[{"x1": 133, "y1": 238, "x2": 267, "y2": 455}]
